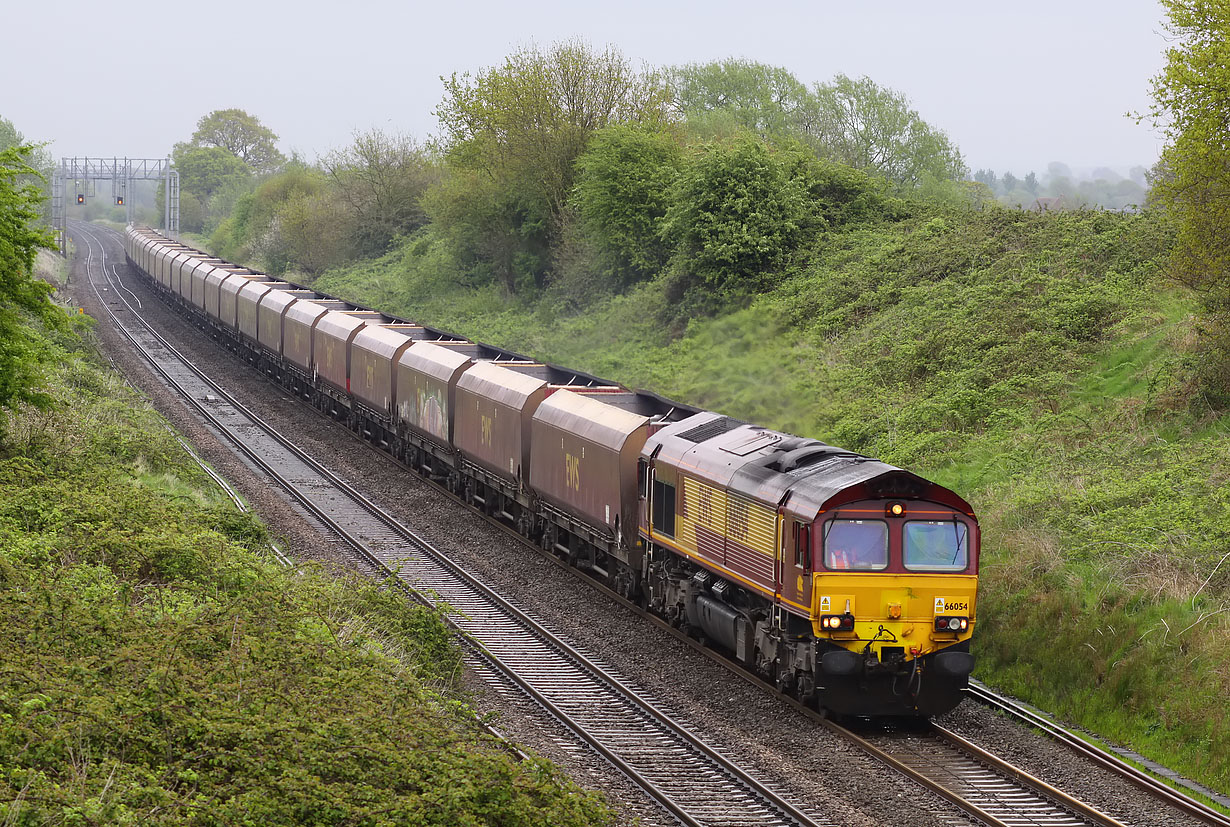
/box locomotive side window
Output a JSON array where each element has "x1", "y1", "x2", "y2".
[
  {"x1": 792, "y1": 522, "x2": 811, "y2": 570},
  {"x1": 824, "y1": 520, "x2": 888, "y2": 571},
  {"x1": 651, "y1": 478, "x2": 676, "y2": 538},
  {"x1": 904, "y1": 521, "x2": 968, "y2": 571}
]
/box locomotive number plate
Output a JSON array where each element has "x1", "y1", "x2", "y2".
[{"x1": 935, "y1": 597, "x2": 969, "y2": 613}]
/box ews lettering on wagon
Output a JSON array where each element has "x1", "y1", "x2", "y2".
[{"x1": 565, "y1": 452, "x2": 581, "y2": 491}]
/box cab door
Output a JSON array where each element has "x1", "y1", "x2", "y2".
[
  {"x1": 774, "y1": 512, "x2": 784, "y2": 599},
  {"x1": 778, "y1": 518, "x2": 813, "y2": 614}
]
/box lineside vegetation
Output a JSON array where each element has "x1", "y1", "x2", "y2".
[{"x1": 0, "y1": 136, "x2": 613, "y2": 825}]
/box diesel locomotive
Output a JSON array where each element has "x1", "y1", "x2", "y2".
[{"x1": 125, "y1": 225, "x2": 978, "y2": 717}]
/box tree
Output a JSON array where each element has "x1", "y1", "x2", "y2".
[
  {"x1": 173, "y1": 145, "x2": 251, "y2": 198},
  {"x1": 190, "y1": 109, "x2": 285, "y2": 174},
  {"x1": 808, "y1": 74, "x2": 967, "y2": 187},
  {"x1": 0, "y1": 145, "x2": 62, "y2": 434},
  {"x1": 974, "y1": 169, "x2": 998, "y2": 188},
  {"x1": 1002, "y1": 171, "x2": 1018, "y2": 192},
  {"x1": 571, "y1": 125, "x2": 684, "y2": 286},
  {"x1": 668, "y1": 59, "x2": 814, "y2": 138},
  {"x1": 1144, "y1": 0, "x2": 1230, "y2": 393},
  {"x1": 323, "y1": 130, "x2": 439, "y2": 258},
  {"x1": 661, "y1": 137, "x2": 807, "y2": 313},
  {"x1": 434, "y1": 40, "x2": 670, "y2": 290},
  {"x1": 1, "y1": 117, "x2": 53, "y2": 218},
  {"x1": 1024, "y1": 171, "x2": 1039, "y2": 195}
]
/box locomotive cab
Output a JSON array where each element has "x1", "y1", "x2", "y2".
[
  {"x1": 637, "y1": 412, "x2": 981, "y2": 718},
  {"x1": 807, "y1": 496, "x2": 978, "y2": 717}
]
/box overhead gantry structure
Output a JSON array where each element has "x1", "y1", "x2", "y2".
[{"x1": 51, "y1": 156, "x2": 179, "y2": 255}]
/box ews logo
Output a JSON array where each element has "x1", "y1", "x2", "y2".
[
  {"x1": 565, "y1": 452, "x2": 581, "y2": 491},
  {"x1": 480, "y1": 414, "x2": 493, "y2": 446}
]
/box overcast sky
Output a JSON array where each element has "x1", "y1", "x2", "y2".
[{"x1": 4, "y1": 0, "x2": 1169, "y2": 177}]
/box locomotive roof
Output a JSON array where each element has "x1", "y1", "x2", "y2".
[{"x1": 646, "y1": 412, "x2": 974, "y2": 519}]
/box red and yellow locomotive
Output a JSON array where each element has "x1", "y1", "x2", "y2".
[{"x1": 639, "y1": 413, "x2": 977, "y2": 717}]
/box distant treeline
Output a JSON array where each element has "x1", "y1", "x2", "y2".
[{"x1": 972, "y1": 162, "x2": 1149, "y2": 211}]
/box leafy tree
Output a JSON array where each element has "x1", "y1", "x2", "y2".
[
  {"x1": 1, "y1": 117, "x2": 53, "y2": 220},
  {"x1": 323, "y1": 129, "x2": 439, "y2": 258},
  {"x1": 669, "y1": 59, "x2": 815, "y2": 138},
  {"x1": 190, "y1": 108, "x2": 285, "y2": 173},
  {"x1": 0, "y1": 145, "x2": 62, "y2": 435},
  {"x1": 661, "y1": 137, "x2": 807, "y2": 313},
  {"x1": 209, "y1": 162, "x2": 324, "y2": 269},
  {"x1": 174, "y1": 144, "x2": 251, "y2": 198},
  {"x1": 434, "y1": 40, "x2": 669, "y2": 290},
  {"x1": 438, "y1": 41, "x2": 669, "y2": 218},
  {"x1": 571, "y1": 124, "x2": 684, "y2": 286},
  {"x1": 268, "y1": 188, "x2": 350, "y2": 275},
  {"x1": 780, "y1": 147, "x2": 897, "y2": 228},
  {"x1": 1002, "y1": 171, "x2": 1018, "y2": 192},
  {"x1": 974, "y1": 168, "x2": 998, "y2": 188},
  {"x1": 424, "y1": 168, "x2": 548, "y2": 294},
  {"x1": 1024, "y1": 171, "x2": 1039, "y2": 195},
  {"x1": 1143, "y1": 0, "x2": 1230, "y2": 392},
  {"x1": 809, "y1": 74, "x2": 967, "y2": 187}
]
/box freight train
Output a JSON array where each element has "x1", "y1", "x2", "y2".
[{"x1": 124, "y1": 225, "x2": 978, "y2": 717}]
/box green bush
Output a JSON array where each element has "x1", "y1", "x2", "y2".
[{"x1": 661, "y1": 137, "x2": 808, "y2": 316}]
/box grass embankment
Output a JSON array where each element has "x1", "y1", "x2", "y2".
[
  {"x1": 0, "y1": 266, "x2": 612, "y2": 825},
  {"x1": 311, "y1": 206, "x2": 1230, "y2": 794}
]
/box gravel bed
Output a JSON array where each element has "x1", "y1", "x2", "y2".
[
  {"x1": 935, "y1": 702, "x2": 1211, "y2": 827},
  {"x1": 71, "y1": 227, "x2": 1211, "y2": 827}
]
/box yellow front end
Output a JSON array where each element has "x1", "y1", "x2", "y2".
[{"x1": 812, "y1": 573, "x2": 977, "y2": 661}]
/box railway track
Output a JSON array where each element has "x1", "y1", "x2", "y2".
[
  {"x1": 73, "y1": 221, "x2": 830, "y2": 827},
  {"x1": 72, "y1": 222, "x2": 1229, "y2": 827},
  {"x1": 962, "y1": 682, "x2": 1230, "y2": 826}
]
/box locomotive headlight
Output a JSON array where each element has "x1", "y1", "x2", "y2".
[
  {"x1": 821, "y1": 614, "x2": 855, "y2": 631},
  {"x1": 887, "y1": 502, "x2": 905, "y2": 517},
  {"x1": 934, "y1": 616, "x2": 969, "y2": 633}
]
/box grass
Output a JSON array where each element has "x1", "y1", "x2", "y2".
[{"x1": 310, "y1": 205, "x2": 1230, "y2": 794}]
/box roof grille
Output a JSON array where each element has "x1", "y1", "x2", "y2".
[{"x1": 677, "y1": 416, "x2": 743, "y2": 444}]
